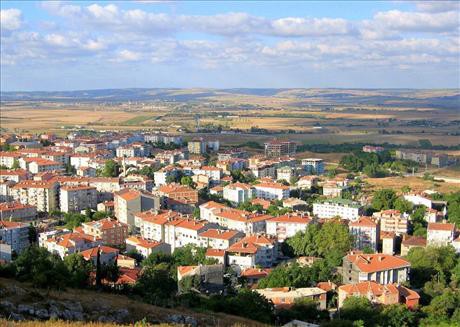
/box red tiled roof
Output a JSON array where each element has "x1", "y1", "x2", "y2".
[
  {"x1": 199, "y1": 228, "x2": 241, "y2": 240},
  {"x1": 126, "y1": 236, "x2": 164, "y2": 249},
  {"x1": 339, "y1": 281, "x2": 399, "y2": 297},
  {"x1": 268, "y1": 213, "x2": 311, "y2": 224},
  {"x1": 402, "y1": 236, "x2": 427, "y2": 247},
  {"x1": 346, "y1": 253, "x2": 410, "y2": 273},
  {"x1": 240, "y1": 267, "x2": 271, "y2": 279},
  {"x1": 80, "y1": 246, "x2": 119, "y2": 260},
  {"x1": 428, "y1": 222, "x2": 455, "y2": 231},
  {"x1": 349, "y1": 216, "x2": 377, "y2": 228},
  {"x1": 206, "y1": 248, "x2": 226, "y2": 257}
]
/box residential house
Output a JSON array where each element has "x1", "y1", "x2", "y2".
[
  {"x1": 125, "y1": 236, "x2": 171, "y2": 258},
  {"x1": 427, "y1": 222, "x2": 455, "y2": 246},
  {"x1": 114, "y1": 189, "x2": 160, "y2": 230},
  {"x1": 223, "y1": 182, "x2": 253, "y2": 204},
  {"x1": 0, "y1": 202, "x2": 37, "y2": 221},
  {"x1": 227, "y1": 234, "x2": 278, "y2": 270},
  {"x1": 82, "y1": 218, "x2": 128, "y2": 246},
  {"x1": 256, "y1": 287, "x2": 326, "y2": 310},
  {"x1": 266, "y1": 213, "x2": 312, "y2": 240},
  {"x1": 60, "y1": 185, "x2": 97, "y2": 213},
  {"x1": 199, "y1": 229, "x2": 244, "y2": 250}
]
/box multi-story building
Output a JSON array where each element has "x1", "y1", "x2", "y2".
[
  {"x1": 116, "y1": 143, "x2": 149, "y2": 158},
  {"x1": 43, "y1": 232, "x2": 102, "y2": 259},
  {"x1": 198, "y1": 229, "x2": 244, "y2": 250},
  {"x1": 188, "y1": 139, "x2": 206, "y2": 154},
  {"x1": 158, "y1": 183, "x2": 198, "y2": 214},
  {"x1": 0, "y1": 202, "x2": 37, "y2": 222},
  {"x1": 342, "y1": 253, "x2": 410, "y2": 285},
  {"x1": 302, "y1": 158, "x2": 325, "y2": 175},
  {"x1": 349, "y1": 216, "x2": 379, "y2": 251},
  {"x1": 164, "y1": 218, "x2": 214, "y2": 251},
  {"x1": 0, "y1": 169, "x2": 29, "y2": 182},
  {"x1": 135, "y1": 209, "x2": 184, "y2": 241},
  {"x1": 125, "y1": 236, "x2": 171, "y2": 258},
  {"x1": 82, "y1": 218, "x2": 128, "y2": 246},
  {"x1": 0, "y1": 151, "x2": 21, "y2": 168},
  {"x1": 223, "y1": 183, "x2": 253, "y2": 204},
  {"x1": 217, "y1": 148, "x2": 247, "y2": 161},
  {"x1": 313, "y1": 198, "x2": 362, "y2": 221},
  {"x1": 264, "y1": 140, "x2": 296, "y2": 158},
  {"x1": 266, "y1": 213, "x2": 312, "y2": 240},
  {"x1": 427, "y1": 222, "x2": 455, "y2": 246},
  {"x1": 256, "y1": 287, "x2": 327, "y2": 310},
  {"x1": 276, "y1": 166, "x2": 295, "y2": 183},
  {"x1": 296, "y1": 176, "x2": 319, "y2": 190},
  {"x1": 80, "y1": 246, "x2": 119, "y2": 265},
  {"x1": 114, "y1": 189, "x2": 160, "y2": 229},
  {"x1": 401, "y1": 235, "x2": 427, "y2": 256},
  {"x1": 338, "y1": 281, "x2": 419, "y2": 309},
  {"x1": 10, "y1": 180, "x2": 59, "y2": 212},
  {"x1": 0, "y1": 221, "x2": 30, "y2": 261},
  {"x1": 60, "y1": 186, "x2": 98, "y2": 213},
  {"x1": 373, "y1": 210, "x2": 408, "y2": 236},
  {"x1": 227, "y1": 234, "x2": 278, "y2": 270},
  {"x1": 253, "y1": 182, "x2": 290, "y2": 200}
]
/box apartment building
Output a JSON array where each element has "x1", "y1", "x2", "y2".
[
  {"x1": 10, "y1": 180, "x2": 59, "y2": 212},
  {"x1": 0, "y1": 221, "x2": 30, "y2": 261},
  {"x1": 125, "y1": 236, "x2": 171, "y2": 258},
  {"x1": 301, "y1": 158, "x2": 325, "y2": 175},
  {"x1": 349, "y1": 216, "x2": 379, "y2": 252},
  {"x1": 217, "y1": 148, "x2": 247, "y2": 161},
  {"x1": 188, "y1": 139, "x2": 206, "y2": 154},
  {"x1": 296, "y1": 176, "x2": 319, "y2": 190},
  {"x1": 253, "y1": 182, "x2": 290, "y2": 200},
  {"x1": 164, "y1": 218, "x2": 214, "y2": 251},
  {"x1": 256, "y1": 287, "x2": 327, "y2": 310},
  {"x1": 342, "y1": 253, "x2": 410, "y2": 285},
  {"x1": 135, "y1": 209, "x2": 184, "y2": 241},
  {"x1": 373, "y1": 210, "x2": 408, "y2": 235},
  {"x1": 427, "y1": 222, "x2": 455, "y2": 246},
  {"x1": 114, "y1": 189, "x2": 160, "y2": 229},
  {"x1": 60, "y1": 185, "x2": 98, "y2": 213},
  {"x1": 116, "y1": 143, "x2": 149, "y2": 158},
  {"x1": 227, "y1": 234, "x2": 278, "y2": 269},
  {"x1": 199, "y1": 229, "x2": 245, "y2": 250},
  {"x1": 82, "y1": 218, "x2": 128, "y2": 246},
  {"x1": 276, "y1": 166, "x2": 295, "y2": 183},
  {"x1": 0, "y1": 169, "x2": 29, "y2": 182},
  {"x1": 158, "y1": 183, "x2": 198, "y2": 214},
  {"x1": 313, "y1": 198, "x2": 362, "y2": 221},
  {"x1": 43, "y1": 232, "x2": 102, "y2": 259},
  {"x1": 19, "y1": 158, "x2": 63, "y2": 174},
  {"x1": 266, "y1": 213, "x2": 312, "y2": 240},
  {"x1": 0, "y1": 151, "x2": 21, "y2": 168},
  {"x1": 0, "y1": 202, "x2": 37, "y2": 221},
  {"x1": 80, "y1": 246, "x2": 119, "y2": 265},
  {"x1": 223, "y1": 182, "x2": 253, "y2": 204},
  {"x1": 264, "y1": 140, "x2": 296, "y2": 157}
]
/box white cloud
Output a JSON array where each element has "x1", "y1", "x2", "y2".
[
  {"x1": 271, "y1": 17, "x2": 350, "y2": 36},
  {"x1": 373, "y1": 10, "x2": 459, "y2": 32},
  {"x1": 1, "y1": 8, "x2": 22, "y2": 30},
  {"x1": 113, "y1": 49, "x2": 142, "y2": 62},
  {"x1": 415, "y1": 1, "x2": 460, "y2": 13}
]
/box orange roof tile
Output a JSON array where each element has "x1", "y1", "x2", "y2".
[
  {"x1": 428, "y1": 222, "x2": 455, "y2": 231},
  {"x1": 199, "y1": 229, "x2": 241, "y2": 240},
  {"x1": 349, "y1": 216, "x2": 377, "y2": 228},
  {"x1": 346, "y1": 253, "x2": 410, "y2": 273}
]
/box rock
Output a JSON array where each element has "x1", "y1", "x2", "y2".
[
  {"x1": 17, "y1": 304, "x2": 34, "y2": 315},
  {"x1": 62, "y1": 301, "x2": 83, "y2": 313},
  {"x1": 112, "y1": 308, "x2": 129, "y2": 322},
  {"x1": 0, "y1": 300, "x2": 15, "y2": 311},
  {"x1": 184, "y1": 316, "x2": 198, "y2": 327},
  {"x1": 98, "y1": 315, "x2": 115, "y2": 323},
  {"x1": 48, "y1": 304, "x2": 60, "y2": 320},
  {"x1": 9, "y1": 312, "x2": 25, "y2": 321},
  {"x1": 34, "y1": 308, "x2": 50, "y2": 319},
  {"x1": 167, "y1": 314, "x2": 198, "y2": 326}
]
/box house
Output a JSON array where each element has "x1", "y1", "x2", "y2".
[
  {"x1": 80, "y1": 246, "x2": 119, "y2": 265},
  {"x1": 60, "y1": 186, "x2": 97, "y2": 213},
  {"x1": 114, "y1": 189, "x2": 160, "y2": 230},
  {"x1": 205, "y1": 248, "x2": 227, "y2": 265},
  {"x1": 313, "y1": 198, "x2": 362, "y2": 221},
  {"x1": 256, "y1": 287, "x2": 326, "y2": 310},
  {"x1": 0, "y1": 202, "x2": 37, "y2": 221},
  {"x1": 0, "y1": 151, "x2": 22, "y2": 168},
  {"x1": 373, "y1": 210, "x2": 408, "y2": 236},
  {"x1": 342, "y1": 253, "x2": 410, "y2": 285},
  {"x1": 164, "y1": 218, "x2": 215, "y2": 251},
  {"x1": 227, "y1": 234, "x2": 278, "y2": 270},
  {"x1": 296, "y1": 176, "x2": 319, "y2": 190},
  {"x1": 177, "y1": 264, "x2": 224, "y2": 294},
  {"x1": 135, "y1": 209, "x2": 184, "y2": 241},
  {"x1": 266, "y1": 213, "x2": 312, "y2": 240},
  {"x1": 338, "y1": 281, "x2": 419, "y2": 309},
  {"x1": 277, "y1": 166, "x2": 295, "y2": 183},
  {"x1": 199, "y1": 229, "x2": 244, "y2": 250},
  {"x1": 43, "y1": 232, "x2": 102, "y2": 259},
  {"x1": 158, "y1": 183, "x2": 198, "y2": 214},
  {"x1": 240, "y1": 267, "x2": 272, "y2": 286},
  {"x1": 0, "y1": 169, "x2": 29, "y2": 183},
  {"x1": 427, "y1": 222, "x2": 455, "y2": 246},
  {"x1": 349, "y1": 216, "x2": 379, "y2": 252},
  {"x1": 223, "y1": 182, "x2": 253, "y2": 204},
  {"x1": 82, "y1": 218, "x2": 128, "y2": 246},
  {"x1": 125, "y1": 236, "x2": 171, "y2": 258},
  {"x1": 19, "y1": 157, "x2": 63, "y2": 174},
  {"x1": 282, "y1": 198, "x2": 307, "y2": 211},
  {"x1": 401, "y1": 235, "x2": 427, "y2": 256},
  {"x1": 0, "y1": 221, "x2": 30, "y2": 261},
  {"x1": 381, "y1": 232, "x2": 396, "y2": 255},
  {"x1": 322, "y1": 178, "x2": 349, "y2": 198},
  {"x1": 10, "y1": 180, "x2": 59, "y2": 212},
  {"x1": 253, "y1": 182, "x2": 290, "y2": 200}
]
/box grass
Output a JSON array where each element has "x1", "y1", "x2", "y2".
[
  {"x1": 0, "y1": 321, "x2": 173, "y2": 327},
  {"x1": 121, "y1": 115, "x2": 157, "y2": 125}
]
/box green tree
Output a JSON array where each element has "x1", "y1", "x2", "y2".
[
  {"x1": 422, "y1": 289, "x2": 460, "y2": 323},
  {"x1": 63, "y1": 253, "x2": 92, "y2": 287},
  {"x1": 226, "y1": 288, "x2": 274, "y2": 324},
  {"x1": 180, "y1": 176, "x2": 196, "y2": 188},
  {"x1": 12, "y1": 159, "x2": 20, "y2": 169},
  {"x1": 101, "y1": 159, "x2": 119, "y2": 177},
  {"x1": 445, "y1": 192, "x2": 460, "y2": 227},
  {"x1": 394, "y1": 197, "x2": 413, "y2": 213},
  {"x1": 340, "y1": 297, "x2": 375, "y2": 326},
  {"x1": 286, "y1": 223, "x2": 320, "y2": 257},
  {"x1": 372, "y1": 189, "x2": 397, "y2": 211},
  {"x1": 379, "y1": 304, "x2": 418, "y2": 327},
  {"x1": 134, "y1": 264, "x2": 177, "y2": 304}
]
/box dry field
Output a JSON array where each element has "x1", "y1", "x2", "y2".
[{"x1": 364, "y1": 176, "x2": 460, "y2": 194}]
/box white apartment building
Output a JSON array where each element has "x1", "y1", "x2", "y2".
[
  {"x1": 60, "y1": 186, "x2": 97, "y2": 213},
  {"x1": 302, "y1": 158, "x2": 325, "y2": 175},
  {"x1": 82, "y1": 218, "x2": 128, "y2": 246},
  {"x1": 0, "y1": 221, "x2": 30, "y2": 260},
  {"x1": 19, "y1": 158, "x2": 63, "y2": 174},
  {"x1": 0, "y1": 202, "x2": 37, "y2": 221},
  {"x1": 349, "y1": 216, "x2": 379, "y2": 251},
  {"x1": 313, "y1": 198, "x2": 362, "y2": 221},
  {"x1": 373, "y1": 210, "x2": 408, "y2": 236},
  {"x1": 0, "y1": 151, "x2": 21, "y2": 168},
  {"x1": 164, "y1": 218, "x2": 214, "y2": 251},
  {"x1": 296, "y1": 176, "x2": 319, "y2": 190},
  {"x1": 126, "y1": 236, "x2": 172, "y2": 258},
  {"x1": 253, "y1": 182, "x2": 290, "y2": 200},
  {"x1": 199, "y1": 229, "x2": 245, "y2": 250},
  {"x1": 43, "y1": 232, "x2": 102, "y2": 259},
  {"x1": 223, "y1": 183, "x2": 253, "y2": 204},
  {"x1": 135, "y1": 210, "x2": 184, "y2": 242},
  {"x1": 427, "y1": 222, "x2": 455, "y2": 246},
  {"x1": 10, "y1": 180, "x2": 59, "y2": 212},
  {"x1": 114, "y1": 189, "x2": 160, "y2": 229},
  {"x1": 276, "y1": 166, "x2": 294, "y2": 183},
  {"x1": 227, "y1": 235, "x2": 277, "y2": 270},
  {"x1": 266, "y1": 213, "x2": 312, "y2": 240}
]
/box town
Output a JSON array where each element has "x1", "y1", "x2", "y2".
[{"x1": 1, "y1": 130, "x2": 459, "y2": 326}]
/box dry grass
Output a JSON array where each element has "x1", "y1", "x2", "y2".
[
  {"x1": 364, "y1": 176, "x2": 460, "y2": 194},
  {"x1": 0, "y1": 320, "x2": 173, "y2": 327}
]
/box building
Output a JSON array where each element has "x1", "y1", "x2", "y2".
[
  {"x1": 313, "y1": 198, "x2": 362, "y2": 221},
  {"x1": 199, "y1": 229, "x2": 244, "y2": 250},
  {"x1": 342, "y1": 253, "x2": 410, "y2": 285},
  {"x1": 401, "y1": 235, "x2": 427, "y2": 256},
  {"x1": 10, "y1": 180, "x2": 59, "y2": 212},
  {"x1": 264, "y1": 140, "x2": 296, "y2": 158},
  {"x1": 217, "y1": 148, "x2": 247, "y2": 161},
  {"x1": 125, "y1": 236, "x2": 171, "y2": 258},
  {"x1": 362, "y1": 145, "x2": 385, "y2": 153},
  {"x1": 80, "y1": 246, "x2": 119, "y2": 265},
  {"x1": 0, "y1": 202, "x2": 37, "y2": 222},
  {"x1": 256, "y1": 287, "x2": 326, "y2": 310},
  {"x1": 60, "y1": 186, "x2": 97, "y2": 213},
  {"x1": 43, "y1": 232, "x2": 102, "y2": 259},
  {"x1": 395, "y1": 150, "x2": 448, "y2": 168},
  {"x1": 82, "y1": 218, "x2": 128, "y2": 246},
  {"x1": 266, "y1": 213, "x2": 312, "y2": 240},
  {"x1": 322, "y1": 178, "x2": 349, "y2": 198},
  {"x1": 349, "y1": 216, "x2": 379, "y2": 252},
  {"x1": 227, "y1": 234, "x2": 277, "y2": 270},
  {"x1": 0, "y1": 221, "x2": 29, "y2": 261},
  {"x1": 276, "y1": 166, "x2": 295, "y2": 183},
  {"x1": 338, "y1": 281, "x2": 419, "y2": 309},
  {"x1": 19, "y1": 158, "x2": 63, "y2": 174},
  {"x1": 223, "y1": 183, "x2": 253, "y2": 204},
  {"x1": 0, "y1": 169, "x2": 29, "y2": 183},
  {"x1": 164, "y1": 218, "x2": 215, "y2": 251},
  {"x1": 240, "y1": 268, "x2": 272, "y2": 286},
  {"x1": 253, "y1": 182, "x2": 290, "y2": 200},
  {"x1": 177, "y1": 264, "x2": 224, "y2": 294},
  {"x1": 373, "y1": 210, "x2": 408, "y2": 236},
  {"x1": 427, "y1": 222, "x2": 455, "y2": 246},
  {"x1": 0, "y1": 151, "x2": 22, "y2": 168},
  {"x1": 135, "y1": 209, "x2": 184, "y2": 241},
  {"x1": 302, "y1": 159, "x2": 325, "y2": 175},
  {"x1": 114, "y1": 189, "x2": 160, "y2": 229},
  {"x1": 381, "y1": 232, "x2": 396, "y2": 255},
  {"x1": 116, "y1": 143, "x2": 149, "y2": 158},
  {"x1": 188, "y1": 139, "x2": 206, "y2": 154},
  {"x1": 296, "y1": 176, "x2": 319, "y2": 190},
  {"x1": 158, "y1": 184, "x2": 198, "y2": 214}
]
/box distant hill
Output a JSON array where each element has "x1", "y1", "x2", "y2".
[{"x1": 1, "y1": 88, "x2": 459, "y2": 109}]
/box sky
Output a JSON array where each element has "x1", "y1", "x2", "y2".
[{"x1": 1, "y1": 1, "x2": 459, "y2": 91}]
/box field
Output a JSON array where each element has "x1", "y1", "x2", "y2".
[
  {"x1": 364, "y1": 175, "x2": 460, "y2": 194},
  {"x1": 1, "y1": 88, "x2": 459, "y2": 147}
]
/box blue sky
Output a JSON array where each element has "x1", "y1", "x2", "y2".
[{"x1": 1, "y1": 1, "x2": 459, "y2": 91}]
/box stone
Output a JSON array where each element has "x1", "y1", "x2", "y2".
[
  {"x1": 17, "y1": 304, "x2": 34, "y2": 315},
  {"x1": 34, "y1": 308, "x2": 50, "y2": 319},
  {"x1": 9, "y1": 312, "x2": 25, "y2": 321}
]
